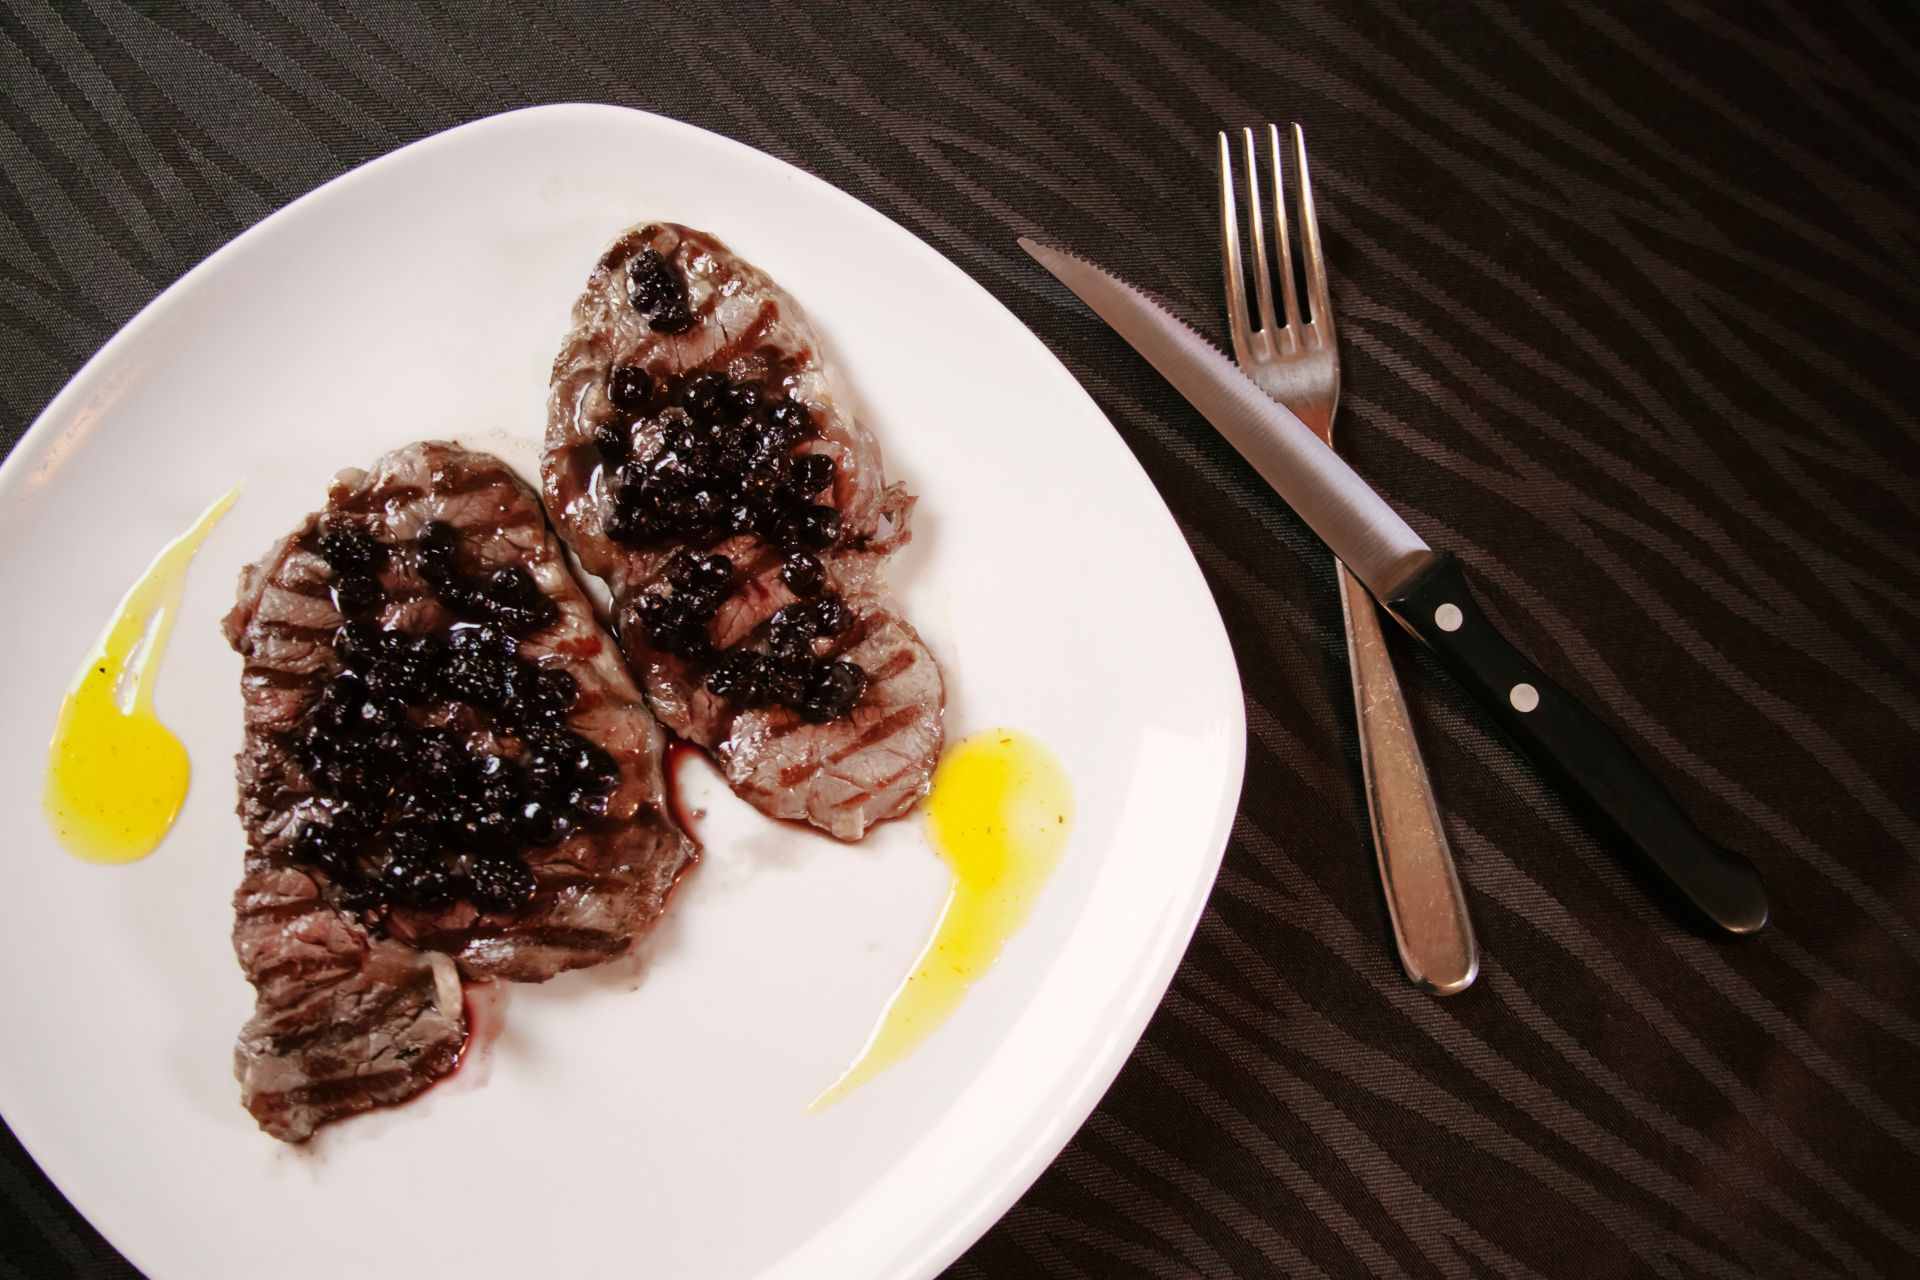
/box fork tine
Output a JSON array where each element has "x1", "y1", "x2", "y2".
[
  {"x1": 1267, "y1": 123, "x2": 1304, "y2": 343},
  {"x1": 1241, "y1": 128, "x2": 1279, "y2": 340},
  {"x1": 1291, "y1": 122, "x2": 1334, "y2": 346},
  {"x1": 1216, "y1": 131, "x2": 1253, "y2": 364}
]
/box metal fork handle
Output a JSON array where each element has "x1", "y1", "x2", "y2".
[{"x1": 1336, "y1": 562, "x2": 1479, "y2": 995}]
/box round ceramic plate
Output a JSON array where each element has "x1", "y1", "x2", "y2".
[{"x1": 0, "y1": 105, "x2": 1244, "y2": 1279}]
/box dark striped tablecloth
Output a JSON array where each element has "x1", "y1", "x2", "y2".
[{"x1": 4, "y1": 3, "x2": 1916, "y2": 1276}]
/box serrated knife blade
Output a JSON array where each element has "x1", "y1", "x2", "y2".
[
  {"x1": 1021, "y1": 235, "x2": 1768, "y2": 936},
  {"x1": 1018, "y1": 236, "x2": 1435, "y2": 599}
]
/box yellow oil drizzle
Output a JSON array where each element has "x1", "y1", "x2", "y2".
[
  {"x1": 44, "y1": 486, "x2": 241, "y2": 863},
  {"x1": 812, "y1": 727, "x2": 1073, "y2": 1110}
]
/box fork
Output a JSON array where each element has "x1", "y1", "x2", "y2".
[{"x1": 1219, "y1": 124, "x2": 1478, "y2": 995}]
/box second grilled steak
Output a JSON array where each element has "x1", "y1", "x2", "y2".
[
  {"x1": 225, "y1": 442, "x2": 695, "y2": 1141},
  {"x1": 545, "y1": 222, "x2": 945, "y2": 841}
]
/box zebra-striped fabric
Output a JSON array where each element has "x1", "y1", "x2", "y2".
[{"x1": 2, "y1": 3, "x2": 1915, "y2": 1276}]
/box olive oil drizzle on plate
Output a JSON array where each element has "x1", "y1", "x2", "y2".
[
  {"x1": 812, "y1": 728, "x2": 1073, "y2": 1109},
  {"x1": 44, "y1": 487, "x2": 240, "y2": 863}
]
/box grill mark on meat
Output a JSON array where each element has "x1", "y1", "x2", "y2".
[
  {"x1": 865, "y1": 648, "x2": 917, "y2": 684},
  {"x1": 329, "y1": 483, "x2": 426, "y2": 517},
  {"x1": 267, "y1": 573, "x2": 329, "y2": 596},
  {"x1": 545, "y1": 223, "x2": 945, "y2": 841},
  {"x1": 438, "y1": 470, "x2": 516, "y2": 500},
  {"x1": 252, "y1": 1063, "x2": 455, "y2": 1113},
  {"x1": 772, "y1": 705, "x2": 928, "y2": 788},
  {"x1": 236, "y1": 897, "x2": 329, "y2": 926},
  {"x1": 704, "y1": 301, "x2": 777, "y2": 369},
  {"x1": 754, "y1": 630, "x2": 917, "y2": 751},
  {"x1": 261, "y1": 577, "x2": 330, "y2": 603},
  {"x1": 250, "y1": 955, "x2": 349, "y2": 988},
  {"x1": 828, "y1": 704, "x2": 928, "y2": 765},
  {"x1": 832, "y1": 757, "x2": 925, "y2": 809},
  {"x1": 262, "y1": 974, "x2": 438, "y2": 1056},
  {"x1": 227, "y1": 442, "x2": 695, "y2": 1142},
  {"x1": 250, "y1": 618, "x2": 337, "y2": 644}
]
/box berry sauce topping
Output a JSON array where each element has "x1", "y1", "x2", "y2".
[
  {"x1": 626, "y1": 248, "x2": 694, "y2": 333},
  {"x1": 779, "y1": 551, "x2": 826, "y2": 598},
  {"x1": 594, "y1": 363, "x2": 835, "y2": 554},
  {"x1": 591, "y1": 354, "x2": 873, "y2": 723},
  {"x1": 289, "y1": 522, "x2": 618, "y2": 918}
]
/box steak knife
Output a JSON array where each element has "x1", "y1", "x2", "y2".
[{"x1": 1021, "y1": 237, "x2": 1767, "y2": 935}]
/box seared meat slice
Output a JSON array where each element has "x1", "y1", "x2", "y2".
[
  {"x1": 230, "y1": 860, "x2": 464, "y2": 1144},
  {"x1": 225, "y1": 442, "x2": 694, "y2": 1141},
  {"x1": 545, "y1": 222, "x2": 944, "y2": 840}
]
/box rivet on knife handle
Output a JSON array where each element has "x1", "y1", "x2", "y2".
[
  {"x1": 1385, "y1": 553, "x2": 1769, "y2": 935},
  {"x1": 1017, "y1": 237, "x2": 1766, "y2": 934},
  {"x1": 1339, "y1": 565, "x2": 1479, "y2": 993}
]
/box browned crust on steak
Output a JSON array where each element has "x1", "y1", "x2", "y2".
[
  {"x1": 232, "y1": 858, "x2": 464, "y2": 1142},
  {"x1": 544, "y1": 223, "x2": 944, "y2": 840},
  {"x1": 226, "y1": 442, "x2": 694, "y2": 1141}
]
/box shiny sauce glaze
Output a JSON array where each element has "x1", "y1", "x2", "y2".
[
  {"x1": 44, "y1": 487, "x2": 240, "y2": 863},
  {"x1": 592, "y1": 346, "x2": 869, "y2": 726},
  {"x1": 279, "y1": 515, "x2": 621, "y2": 919}
]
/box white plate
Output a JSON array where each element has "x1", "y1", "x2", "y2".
[{"x1": 0, "y1": 105, "x2": 1244, "y2": 1280}]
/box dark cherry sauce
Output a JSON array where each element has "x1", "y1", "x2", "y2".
[
  {"x1": 592, "y1": 356, "x2": 830, "y2": 553},
  {"x1": 589, "y1": 340, "x2": 868, "y2": 724},
  {"x1": 626, "y1": 248, "x2": 694, "y2": 333},
  {"x1": 286, "y1": 522, "x2": 620, "y2": 922}
]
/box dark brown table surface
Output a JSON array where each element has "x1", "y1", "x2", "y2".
[{"x1": 4, "y1": 3, "x2": 1917, "y2": 1276}]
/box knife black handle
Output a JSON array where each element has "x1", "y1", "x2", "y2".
[{"x1": 1385, "y1": 554, "x2": 1768, "y2": 935}]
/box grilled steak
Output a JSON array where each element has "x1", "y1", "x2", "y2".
[
  {"x1": 545, "y1": 223, "x2": 944, "y2": 840},
  {"x1": 225, "y1": 442, "x2": 694, "y2": 1142}
]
